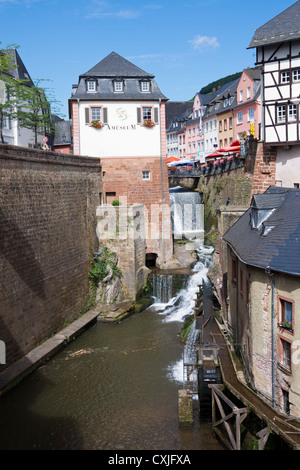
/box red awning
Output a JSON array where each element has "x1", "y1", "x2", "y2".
[
  {"x1": 206, "y1": 152, "x2": 224, "y2": 160},
  {"x1": 167, "y1": 156, "x2": 181, "y2": 163},
  {"x1": 218, "y1": 145, "x2": 240, "y2": 153}
]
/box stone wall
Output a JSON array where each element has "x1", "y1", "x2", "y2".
[
  {"x1": 95, "y1": 204, "x2": 148, "y2": 301},
  {"x1": 0, "y1": 144, "x2": 102, "y2": 370}
]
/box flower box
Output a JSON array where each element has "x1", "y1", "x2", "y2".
[
  {"x1": 278, "y1": 321, "x2": 293, "y2": 333},
  {"x1": 90, "y1": 120, "x2": 103, "y2": 129},
  {"x1": 143, "y1": 120, "x2": 155, "y2": 128}
]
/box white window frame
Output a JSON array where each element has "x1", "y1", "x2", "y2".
[
  {"x1": 91, "y1": 107, "x2": 101, "y2": 121},
  {"x1": 247, "y1": 87, "x2": 251, "y2": 99},
  {"x1": 142, "y1": 171, "x2": 150, "y2": 180},
  {"x1": 237, "y1": 111, "x2": 243, "y2": 124},
  {"x1": 293, "y1": 69, "x2": 300, "y2": 82},
  {"x1": 141, "y1": 81, "x2": 150, "y2": 92},
  {"x1": 114, "y1": 80, "x2": 123, "y2": 92},
  {"x1": 142, "y1": 107, "x2": 152, "y2": 121},
  {"x1": 239, "y1": 90, "x2": 243, "y2": 102},
  {"x1": 288, "y1": 104, "x2": 297, "y2": 122},
  {"x1": 281, "y1": 71, "x2": 290, "y2": 83},
  {"x1": 87, "y1": 81, "x2": 96, "y2": 92},
  {"x1": 248, "y1": 107, "x2": 255, "y2": 122},
  {"x1": 277, "y1": 105, "x2": 286, "y2": 123}
]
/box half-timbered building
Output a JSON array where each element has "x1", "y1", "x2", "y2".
[{"x1": 248, "y1": 1, "x2": 300, "y2": 187}]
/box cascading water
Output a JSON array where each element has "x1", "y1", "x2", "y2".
[
  {"x1": 151, "y1": 243, "x2": 215, "y2": 384},
  {"x1": 169, "y1": 186, "x2": 204, "y2": 242}
]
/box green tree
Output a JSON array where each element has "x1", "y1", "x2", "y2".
[{"x1": 0, "y1": 44, "x2": 26, "y2": 143}]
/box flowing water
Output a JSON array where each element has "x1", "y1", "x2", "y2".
[{"x1": 0, "y1": 245, "x2": 224, "y2": 450}]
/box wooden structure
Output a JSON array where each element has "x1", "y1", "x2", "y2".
[{"x1": 209, "y1": 384, "x2": 248, "y2": 450}]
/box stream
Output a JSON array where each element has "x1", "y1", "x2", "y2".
[{"x1": 0, "y1": 245, "x2": 224, "y2": 450}]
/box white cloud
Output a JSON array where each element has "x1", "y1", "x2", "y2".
[{"x1": 189, "y1": 35, "x2": 220, "y2": 51}]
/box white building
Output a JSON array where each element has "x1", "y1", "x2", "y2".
[{"x1": 0, "y1": 49, "x2": 49, "y2": 149}]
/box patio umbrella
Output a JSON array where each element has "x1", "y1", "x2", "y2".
[{"x1": 167, "y1": 156, "x2": 181, "y2": 163}]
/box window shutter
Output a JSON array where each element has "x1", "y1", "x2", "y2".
[
  {"x1": 85, "y1": 108, "x2": 90, "y2": 124},
  {"x1": 154, "y1": 107, "x2": 159, "y2": 124},
  {"x1": 103, "y1": 107, "x2": 108, "y2": 124},
  {"x1": 137, "y1": 107, "x2": 141, "y2": 124}
]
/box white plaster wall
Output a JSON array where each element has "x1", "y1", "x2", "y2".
[
  {"x1": 276, "y1": 145, "x2": 300, "y2": 187},
  {"x1": 79, "y1": 101, "x2": 161, "y2": 157}
]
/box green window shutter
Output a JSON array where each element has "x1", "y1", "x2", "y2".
[
  {"x1": 103, "y1": 107, "x2": 108, "y2": 124},
  {"x1": 154, "y1": 107, "x2": 159, "y2": 124},
  {"x1": 137, "y1": 107, "x2": 141, "y2": 124},
  {"x1": 85, "y1": 108, "x2": 90, "y2": 124}
]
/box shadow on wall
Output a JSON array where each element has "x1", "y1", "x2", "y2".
[{"x1": 0, "y1": 207, "x2": 46, "y2": 298}]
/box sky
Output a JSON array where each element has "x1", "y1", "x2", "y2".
[{"x1": 0, "y1": 0, "x2": 296, "y2": 118}]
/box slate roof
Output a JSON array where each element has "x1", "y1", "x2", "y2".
[
  {"x1": 1, "y1": 49, "x2": 34, "y2": 87},
  {"x1": 223, "y1": 186, "x2": 300, "y2": 276},
  {"x1": 248, "y1": 1, "x2": 300, "y2": 48},
  {"x1": 81, "y1": 52, "x2": 154, "y2": 78},
  {"x1": 165, "y1": 101, "x2": 193, "y2": 129},
  {"x1": 71, "y1": 51, "x2": 167, "y2": 101}
]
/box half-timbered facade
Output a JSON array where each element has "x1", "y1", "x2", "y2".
[{"x1": 249, "y1": 2, "x2": 300, "y2": 187}]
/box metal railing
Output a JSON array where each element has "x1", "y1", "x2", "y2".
[{"x1": 168, "y1": 157, "x2": 245, "y2": 178}]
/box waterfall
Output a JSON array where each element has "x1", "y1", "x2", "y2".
[
  {"x1": 152, "y1": 274, "x2": 173, "y2": 304},
  {"x1": 161, "y1": 244, "x2": 214, "y2": 384},
  {"x1": 152, "y1": 244, "x2": 214, "y2": 323},
  {"x1": 169, "y1": 186, "x2": 204, "y2": 241}
]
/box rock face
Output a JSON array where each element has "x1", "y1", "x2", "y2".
[{"x1": 96, "y1": 275, "x2": 125, "y2": 305}]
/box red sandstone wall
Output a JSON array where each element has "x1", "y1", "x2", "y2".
[
  {"x1": 101, "y1": 155, "x2": 173, "y2": 265},
  {"x1": 251, "y1": 141, "x2": 277, "y2": 197}
]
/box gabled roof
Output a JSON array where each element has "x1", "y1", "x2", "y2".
[
  {"x1": 223, "y1": 187, "x2": 300, "y2": 276},
  {"x1": 248, "y1": 1, "x2": 300, "y2": 48},
  {"x1": 81, "y1": 51, "x2": 154, "y2": 78},
  {"x1": 71, "y1": 51, "x2": 167, "y2": 101},
  {"x1": 1, "y1": 49, "x2": 34, "y2": 87},
  {"x1": 165, "y1": 101, "x2": 193, "y2": 128}
]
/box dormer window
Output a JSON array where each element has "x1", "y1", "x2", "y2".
[
  {"x1": 87, "y1": 80, "x2": 96, "y2": 92},
  {"x1": 114, "y1": 80, "x2": 123, "y2": 92},
  {"x1": 141, "y1": 81, "x2": 150, "y2": 92}
]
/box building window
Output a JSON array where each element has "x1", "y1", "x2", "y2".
[
  {"x1": 279, "y1": 337, "x2": 292, "y2": 372},
  {"x1": 248, "y1": 108, "x2": 255, "y2": 122},
  {"x1": 91, "y1": 107, "x2": 101, "y2": 121},
  {"x1": 229, "y1": 117, "x2": 233, "y2": 129},
  {"x1": 142, "y1": 107, "x2": 152, "y2": 121},
  {"x1": 277, "y1": 105, "x2": 286, "y2": 123},
  {"x1": 142, "y1": 171, "x2": 150, "y2": 180},
  {"x1": 219, "y1": 121, "x2": 222, "y2": 132},
  {"x1": 293, "y1": 69, "x2": 300, "y2": 81},
  {"x1": 239, "y1": 90, "x2": 243, "y2": 102},
  {"x1": 247, "y1": 87, "x2": 251, "y2": 99},
  {"x1": 87, "y1": 81, "x2": 96, "y2": 92},
  {"x1": 237, "y1": 111, "x2": 243, "y2": 124},
  {"x1": 114, "y1": 80, "x2": 123, "y2": 92},
  {"x1": 288, "y1": 104, "x2": 297, "y2": 122},
  {"x1": 281, "y1": 71, "x2": 290, "y2": 83},
  {"x1": 279, "y1": 298, "x2": 293, "y2": 329},
  {"x1": 282, "y1": 389, "x2": 290, "y2": 415},
  {"x1": 224, "y1": 119, "x2": 227, "y2": 131},
  {"x1": 141, "y1": 81, "x2": 150, "y2": 92}
]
